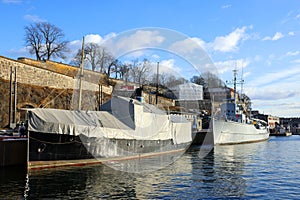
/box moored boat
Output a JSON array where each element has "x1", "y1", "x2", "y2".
[
  {"x1": 213, "y1": 113, "x2": 270, "y2": 145},
  {"x1": 212, "y1": 69, "x2": 269, "y2": 145},
  {"x1": 27, "y1": 96, "x2": 195, "y2": 169}
]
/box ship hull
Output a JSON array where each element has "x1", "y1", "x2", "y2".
[
  {"x1": 213, "y1": 119, "x2": 269, "y2": 145},
  {"x1": 28, "y1": 131, "x2": 191, "y2": 169}
]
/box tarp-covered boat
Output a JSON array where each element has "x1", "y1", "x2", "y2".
[{"x1": 27, "y1": 96, "x2": 194, "y2": 169}]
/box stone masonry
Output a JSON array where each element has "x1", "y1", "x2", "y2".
[{"x1": 0, "y1": 56, "x2": 112, "y2": 128}]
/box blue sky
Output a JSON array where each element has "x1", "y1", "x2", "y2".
[{"x1": 1, "y1": 0, "x2": 300, "y2": 117}]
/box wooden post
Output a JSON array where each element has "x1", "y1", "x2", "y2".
[
  {"x1": 8, "y1": 66, "x2": 12, "y2": 127},
  {"x1": 78, "y1": 37, "x2": 85, "y2": 110},
  {"x1": 156, "y1": 62, "x2": 159, "y2": 105},
  {"x1": 13, "y1": 66, "x2": 17, "y2": 124}
]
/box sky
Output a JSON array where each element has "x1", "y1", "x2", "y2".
[{"x1": 1, "y1": 0, "x2": 300, "y2": 117}]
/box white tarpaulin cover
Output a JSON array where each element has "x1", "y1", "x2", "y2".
[{"x1": 28, "y1": 96, "x2": 192, "y2": 144}]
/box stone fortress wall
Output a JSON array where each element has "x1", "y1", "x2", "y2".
[{"x1": 0, "y1": 56, "x2": 112, "y2": 128}]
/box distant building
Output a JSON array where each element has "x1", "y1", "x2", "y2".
[
  {"x1": 169, "y1": 83, "x2": 205, "y2": 111},
  {"x1": 281, "y1": 117, "x2": 300, "y2": 134},
  {"x1": 206, "y1": 87, "x2": 237, "y2": 101},
  {"x1": 170, "y1": 83, "x2": 203, "y2": 101},
  {"x1": 252, "y1": 111, "x2": 280, "y2": 132},
  {"x1": 113, "y1": 84, "x2": 138, "y2": 98}
]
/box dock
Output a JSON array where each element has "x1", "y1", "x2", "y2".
[
  {"x1": 269, "y1": 132, "x2": 292, "y2": 136},
  {"x1": 0, "y1": 134, "x2": 27, "y2": 167}
]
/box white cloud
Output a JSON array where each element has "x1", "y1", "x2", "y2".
[
  {"x1": 245, "y1": 67, "x2": 300, "y2": 117},
  {"x1": 159, "y1": 59, "x2": 178, "y2": 73},
  {"x1": 65, "y1": 33, "x2": 118, "y2": 62},
  {"x1": 262, "y1": 32, "x2": 284, "y2": 41},
  {"x1": 292, "y1": 59, "x2": 300, "y2": 63},
  {"x1": 288, "y1": 31, "x2": 295, "y2": 36},
  {"x1": 105, "y1": 30, "x2": 165, "y2": 57},
  {"x1": 248, "y1": 66, "x2": 300, "y2": 88},
  {"x1": 24, "y1": 14, "x2": 46, "y2": 22},
  {"x1": 221, "y1": 4, "x2": 231, "y2": 9},
  {"x1": 214, "y1": 58, "x2": 250, "y2": 74},
  {"x1": 286, "y1": 51, "x2": 299, "y2": 56},
  {"x1": 251, "y1": 98, "x2": 300, "y2": 117},
  {"x1": 209, "y1": 26, "x2": 248, "y2": 52},
  {"x1": 146, "y1": 58, "x2": 182, "y2": 78},
  {"x1": 85, "y1": 34, "x2": 103, "y2": 44},
  {"x1": 273, "y1": 32, "x2": 284, "y2": 40},
  {"x1": 169, "y1": 37, "x2": 206, "y2": 54},
  {"x1": 246, "y1": 86, "x2": 299, "y2": 101}
]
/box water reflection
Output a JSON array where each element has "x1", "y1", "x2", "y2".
[
  {"x1": 106, "y1": 150, "x2": 185, "y2": 173},
  {"x1": 2, "y1": 137, "x2": 300, "y2": 199},
  {"x1": 0, "y1": 166, "x2": 27, "y2": 199},
  {"x1": 192, "y1": 142, "x2": 266, "y2": 198},
  {"x1": 26, "y1": 152, "x2": 193, "y2": 199}
]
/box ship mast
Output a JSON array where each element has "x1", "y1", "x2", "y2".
[
  {"x1": 78, "y1": 37, "x2": 85, "y2": 110},
  {"x1": 233, "y1": 69, "x2": 237, "y2": 103},
  {"x1": 156, "y1": 62, "x2": 159, "y2": 105}
]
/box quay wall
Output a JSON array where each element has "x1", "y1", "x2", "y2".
[
  {"x1": 1, "y1": 56, "x2": 112, "y2": 92},
  {"x1": 0, "y1": 56, "x2": 112, "y2": 128}
]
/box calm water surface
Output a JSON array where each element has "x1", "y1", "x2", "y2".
[{"x1": 1, "y1": 136, "x2": 300, "y2": 199}]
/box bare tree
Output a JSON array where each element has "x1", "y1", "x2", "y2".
[
  {"x1": 24, "y1": 24, "x2": 43, "y2": 60},
  {"x1": 24, "y1": 22, "x2": 69, "y2": 60},
  {"x1": 130, "y1": 59, "x2": 151, "y2": 86},
  {"x1": 107, "y1": 59, "x2": 120, "y2": 78},
  {"x1": 85, "y1": 43, "x2": 101, "y2": 71},
  {"x1": 70, "y1": 44, "x2": 116, "y2": 73},
  {"x1": 118, "y1": 63, "x2": 131, "y2": 82},
  {"x1": 165, "y1": 75, "x2": 188, "y2": 87},
  {"x1": 98, "y1": 48, "x2": 115, "y2": 73},
  {"x1": 201, "y1": 72, "x2": 224, "y2": 88},
  {"x1": 69, "y1": 49, "x2": 82, "y2": 67}
]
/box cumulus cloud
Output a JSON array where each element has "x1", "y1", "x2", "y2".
[
  {"x1": 159, "y1": 59, "x2": 180, "y2": 74},
  {"x1": 85, "y1": 34, "x2": 103, "y2": 44},
  {"x1": 288, "y1": 31, "x2": 295, "y2": 36},
  {"x1": 143, "y1": 58, "x2": 182, "y2": 78},
  {"x1": 169, "y1": 37, "x2": 206, "y2": 54},
  {"x1": 209, "y1": 26, "x2": 248, "y2": 52},
  {"x1": 104, "y1": 30, "x2": 165, "y2": 56},
  {"x1": 262, "y1": 32, "x2": 284, "y2": 41}
]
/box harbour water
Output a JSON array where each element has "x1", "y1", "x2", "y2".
[{"x1": 1, "y1": 136, "x2": 300, "y2": 199}]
